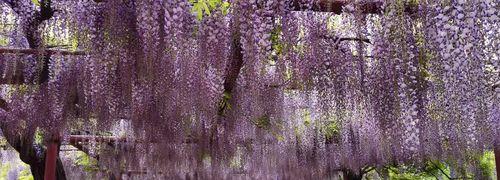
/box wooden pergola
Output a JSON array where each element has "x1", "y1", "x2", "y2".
[{"x1": 0, "y1": 1, "x2": 498, "y2": 179}]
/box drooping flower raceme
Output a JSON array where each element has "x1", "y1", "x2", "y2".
[{"x1": 0, "y1": 0, "x2": 497, "y2": 178}]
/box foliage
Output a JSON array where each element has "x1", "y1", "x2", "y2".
[
  {"x1": 31, "y1": 0, "x2": 40, "y2": 7},
  {"x1": 321, "y1": 121, "x2": 339, "y2": 143},
  {"x1": 17, "y1": 165, "x2": 33, "y2": 180},
  {"x1": 269, "y1": 25, "x2": 283, "y2": 63},
  {"x1": 0, "y1": 38, "x2": 7, "y2": 46},
  {"x1": 0, "y1": 160, "x2": 32, "y2": 180},
  {"x1": 301, "y1": 109, "x2": 311, "y2": 126},
  {"x1": 189, "y1": 0, "x2": 230, "y2": 20},
  {"x1": 33, "y1": 128, "x2": 44, "y2": 146},
  {"x1": 478, "y1": 151, "x2": 495, "y2": 178},
  {"x1": 0, "y1": 163, "x2": 10, "y2": 180},
  {"x1": 253, "y1": 115, "x2": 271, "y2": 130},
  {"x1": 218, "y1": 92, "x2": 232, "y2": 115},
  {"x1": 74, "y1": 152, "x2": 99, "y2": 172},
  {"x1": 386, "y1": 161, "x2": 450, "y2": 180}
]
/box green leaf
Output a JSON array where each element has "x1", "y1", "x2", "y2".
[
  {"x1": 0, "y1": 37, "x2": 8, "y2": 46},
  {"x1": 323, "y1": 121, "x2": 340, "y2": 141},
  {"x1": 302, "y1": 109, "x2": 311, "y2": 126},
  {"x1": 192, "y1": 3, "x2": 204, "y2": 21},
  {"x1": 222, "y1": 1, "x2": 230, "y2": 15},
  {"x1": 31, "y1": 0, "x2": 40, "y2": 6},
  {"x1": 190, "y1": 0, "x2": 230, "y2": 21},
  {"x1": 222, "y1": 2, "x2": 230, "y2": 8},
  {"x1": 34, "y1": 128, "x2": 44, "y2": 145},
  {"x1": 223, "y1": 92, "x2": 231, "y2": 99},
  {"x1": 254, "y1": 115, "x2": 271, "y2": 130},
  {"x1": 201, "y1": 1, "x2": 211, "y2": 16},
  {"x1": 208, "y1": 0, "x2": 219, "y2": 9}
]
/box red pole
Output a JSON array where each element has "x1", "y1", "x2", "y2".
[{"x1": 44, "y1": 135, "x2": 60, "y2": 180}]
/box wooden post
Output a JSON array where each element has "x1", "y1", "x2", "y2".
[{"x1": 44, "y1": 135, "x2": 60, "y2": 180}]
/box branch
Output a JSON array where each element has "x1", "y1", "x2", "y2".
[
  {"x1": 12, "y1": 0, "x2": 55, "y2": 49},
  {"x1": 320, "y1": 35, "x2": 371, "y2": 44},
  {"x1": 218, "y1": 27, "x2": 243, "y2": 116},
  {"x1": 339, "y1": 37, "x2": 371, "y2": 44},
  {"x1": 0, "y1": 48, "x2": 86, "y2": 55},
  {"x1": 426, "y1": 170, "x2": 441, "y2": 180},
  {"x1": 361, "y1": 166, "x2": 375, "y2": 175},
  {"x1": 0, "y1": 98, "x2": 7, "y2": 111},
  {"x1": 0, "y1": 109, "x2": 39, "y2": 164},
  {"x1": 215, "y1": 13, "x2": 243, "y2": 120},
  {"x1": 428, "y1": 161, "x2": 451, "y2": 179}
]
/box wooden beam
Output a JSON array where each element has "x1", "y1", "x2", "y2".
[
  {"x1": 68, "y1": 135, "x2": 272, "y2": 146},
  {"x1": 90, "y1": 0, "x2": 416, "y2": 14},
  {"x1": 291, "y1": 0, "x2": 418, "y2": 14},
  {"x1": 0, "y1": 48, "x2": 86, "y2": 55},
  {"x1": 68, "y1": 135, "x2": 198, "y2": 144},
  {"x1": 292, "y1": 0, "x2": 383, "y2": 14},
  {"x1": 69, "y1": 135, "x2": 127, "y2": 144}
]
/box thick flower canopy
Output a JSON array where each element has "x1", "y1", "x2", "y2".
[{"x1": 0, "y1": 0, "x2": 498, "y2": 179}]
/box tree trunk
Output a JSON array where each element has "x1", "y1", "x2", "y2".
[
  {"x1": 0, "y1": 125, "x2": 66, "y2": 179},
  {"x1": 343, "y1": 170, "x2": 363, "y2": 180},
  {"x1": 29, "y1": 157, "x2": 66, "y2": 180},
  {"x1": 1, "y1": 1, "x2": 66, "y2": 179}
]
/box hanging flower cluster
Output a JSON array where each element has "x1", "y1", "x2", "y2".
[{"x1": 0, "y1": 0, "x2": 497, "y2": 179}]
